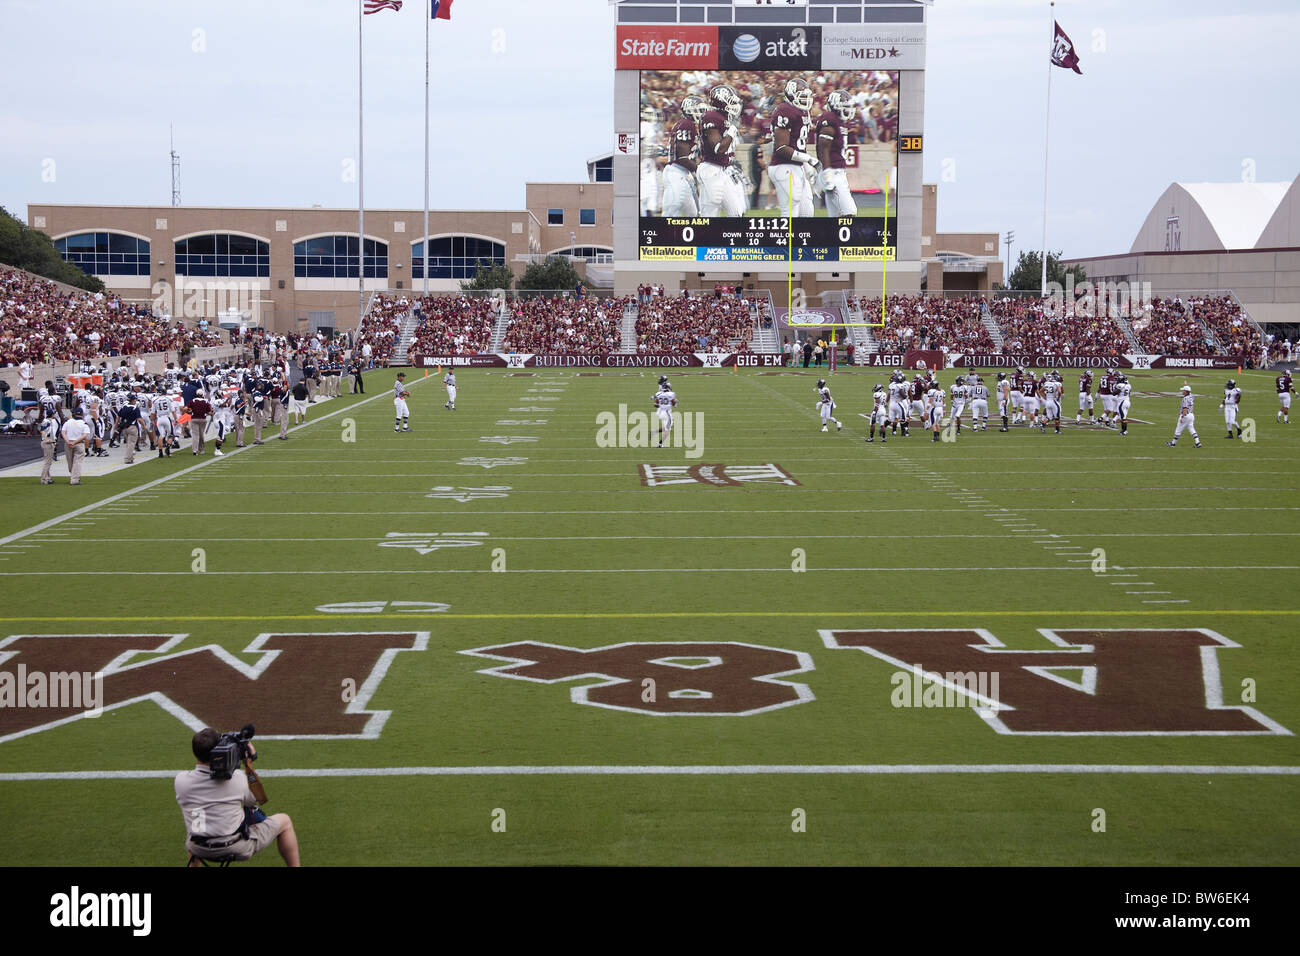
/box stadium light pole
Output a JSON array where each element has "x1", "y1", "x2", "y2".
[
  {"x1": 358, "y1": 0, "x2": 366, "y2": 328},
  {"x1": 1004, "y1": 229, "x2": 1015, "y2": 284},
  {"x1": 423, "y1": 1, "x2": 429, "y2": 298}
]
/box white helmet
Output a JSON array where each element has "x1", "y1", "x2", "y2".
[
  {"x1": 710, "y1": 84, "x2": 743, "y2": 122},
  {"x1": 826, "y1": 89, "x2": 857, "y2": 123},
  {"x1": 784, "y1": 77, "x2": 814, "y2": 113},
  {"x1": 680, "y1": 94, "x2": 707, "y2": 123}
]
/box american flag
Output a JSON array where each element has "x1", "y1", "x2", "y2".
[{"x1": 364, "y1": 0, "x2": 402, "y2": 14}]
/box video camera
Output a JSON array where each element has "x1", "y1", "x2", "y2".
[{"x1": 208, "y1": 724, "x2": 257, "y2": 780}]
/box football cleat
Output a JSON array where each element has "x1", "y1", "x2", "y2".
[
  {"x1": 826, "y1": 89, "x2": 857, "y2": 123},
  {"x1": 784, "y1": 77, "x2": 814, "y2": 112}
]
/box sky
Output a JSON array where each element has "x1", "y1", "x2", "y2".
[{"x1": 1, "y1": 0, "x2": 1297, "y2": 259}]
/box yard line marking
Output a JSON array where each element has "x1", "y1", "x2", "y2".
[
  {"x1": 0, "y1": 608, "x2": 1294, "y2": 624},
  {"x1": 0, "y1": 384, "x2": 414, "y2": 549},
  {"x1": 2, "y1": 764, "x2": 1297, "y2": 782},
  {"x1": 1126, "y1": 591, "x2": 1171, "y2": 594},
  {"x1": 1144, "y1": 599, "x2": 1191, "y2": 604}
]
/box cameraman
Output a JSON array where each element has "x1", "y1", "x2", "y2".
[{"x1": 175, "y1": 728, "x2": 300, "y2": 866}]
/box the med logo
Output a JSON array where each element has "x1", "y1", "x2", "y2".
[{"x1": 822, "y1": 628, "x2": 1290, "y2": 735}]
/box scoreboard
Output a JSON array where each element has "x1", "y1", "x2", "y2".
[{"x1": 640, "y1": 215, "x2": 897, "y2": 263}]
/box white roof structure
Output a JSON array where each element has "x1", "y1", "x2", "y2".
[
  {"x1": 1130, "y1": 178, "x2": 1294, "y2": 253},
  {"x1": 1256, "y1": 175, "x2": 1300, "y2": 249}
]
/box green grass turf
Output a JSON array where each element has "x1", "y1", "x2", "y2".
[{"x1": 1, "y1": 367, "x2": 1296, "y2": 865}]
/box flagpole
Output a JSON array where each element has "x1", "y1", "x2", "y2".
[
  {"x1": 424, "y1": 1, "x2": 430, "y2": 297},
  {"x1": 1039, "y1": 1, "x2": 1054, "y2": 297},
  {"x1": 358, "y1": 0, "x2": 366, "y2": 327}
]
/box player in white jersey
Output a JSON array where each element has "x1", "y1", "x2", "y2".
[
  {"x1": 1113, "y1": 374, "x2": 1133, "y2": 436},
  {"x1": 1219, "y1": 378, "x2": 1242, "y2": 438},
  {"x1": 923, "y1": 382, "x2": 945, "y2": 442},
  {"x1": 865, "y1": 383, "x2": 889, "y2": 443},
  {"x1": 995, "y1": 373, "x2": 1011, "y2": 432},
  {"x1": 393, "y1": 372, "x2": 411, "y2": 432},
  {"x1": 815, "y1": 379, "x2": 842, "y2": 432},
  {"x1": 948, "y1": 377, "x2": 969, "y2": 435},
  {"x1": 152, "y1": 393, "x2": 175, "y2": 457},
  {"x1": 1008, "y1": 367, "x2": 1025, "y2": 424},
  {"x1": 969, "y1": 378, "x2": 990, "y2": 431},
  {"x1": 652, "y1": 376, "x2": 677, "y2": 447},
  {"x1": 211, "y1": 387, "x2": 238, "y2": 457},
  {"x1": 1165, "y1": 384, "x2": 1202, "y2": 448},
  {"x1": 1040, "y1": 375, "x2": 1063, "y2": 434},
  {"x1": 443, "y1": 371, "x2": 457, "y2": 410},
  {"x1": 888, "y1": 372, "x2": 911, "y2": 437}
]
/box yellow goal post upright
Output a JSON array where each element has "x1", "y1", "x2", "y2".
[{"x1": 784, "y1": 170, "x2": 893, "y2": 372}]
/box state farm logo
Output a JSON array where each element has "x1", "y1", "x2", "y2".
[{"x1": 617, "y1": 26, "x2": 717, "y2": 69}]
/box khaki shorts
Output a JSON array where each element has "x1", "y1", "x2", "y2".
[{"x1": 188, "y1": 817, "x2": 281, "y2": 862}]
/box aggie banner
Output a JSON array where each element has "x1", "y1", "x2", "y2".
[
  {"x1": 950, "y1": 353, "x2": 1244, "y2": 370},
  {"x1": 409, "y1": 353, "x2": 786, "y2": 369}
]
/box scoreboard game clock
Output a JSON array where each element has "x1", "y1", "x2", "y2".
[{"x1": 640, "y1": 215, "x2": 896, "y2": 263}]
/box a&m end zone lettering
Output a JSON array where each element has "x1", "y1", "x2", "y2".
[
  {"x1": 462, "y1": 641, "x2": 814, "y2": 716},
  {"x1": 821, "y1": 628, "x2": 1291, "y2": 736}
]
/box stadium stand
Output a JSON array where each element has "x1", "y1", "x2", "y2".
[{"x1": 633, "y1": 292, "x2": 755, "y2": 353}]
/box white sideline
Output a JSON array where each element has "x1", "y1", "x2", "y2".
[{"x1": 1, "y1": 764, "x2": 1298, "y2": 781}]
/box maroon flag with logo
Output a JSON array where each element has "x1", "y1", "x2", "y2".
[{"x1": 1051, "y1": 21, "x2": 1083, "y2": 74}]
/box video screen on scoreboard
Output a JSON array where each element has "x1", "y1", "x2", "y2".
[{"x1": 638, "y1": 69, "x2": 898, "y2": 263}]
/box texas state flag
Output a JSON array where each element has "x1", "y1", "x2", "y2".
[{"x1": 432, "y1": 0, "x2": 453, "y2": 19}]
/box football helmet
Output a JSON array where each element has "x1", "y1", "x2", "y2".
[
  {"x1": 680, "y1": 94, "x2": 707, "y2": 123},
  {"x1": 816, "y1": 379, "x2": 826, "y2": 390},
  {"x1": 826, "y1": 89, "x2": 857, "y2": 123},
  {"x1": 710, "y1": 84, "x2": 743, "y2": 121},
  {"x1": 658, "y1": 375, "x2": 669, "y2": 385},
  {"x1": 955, "y1": 377, "x2": 964, "y2": 386},
  {"x1": 659, "y1": 381, "x2": 672, "y2": 392},
  {"x1": 1016, "y1": 365, "x2": 1026, "y2": 375},
  {"x1": 873, "y1": 384, "x2": 884, "y2": 394},
  {"x1": 1106, "y1": 367, "x2": 1116, "y2": 376},
  {"x1": 996, "y1": 372, "x2": 1006, "y2": 381},
  {"x1": 784, "y1": 77, "x2": 814, "y2": 112}
]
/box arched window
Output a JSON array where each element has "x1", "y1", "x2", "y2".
[
  {"x1": 413, "y1": 236, "x2": 505, "y2": 280},
  {"x1": 293, "y1": 235, "x2": 388, "y2": 279},
  {"x1": 54, "y1": 232, "x2": 150, "y2": 276},
  {"x1": 174, "y1": 233, "x2": 270, "y2": 277}
]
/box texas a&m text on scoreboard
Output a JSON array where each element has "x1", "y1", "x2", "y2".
[{"x1": 640, "y1": 215, "x2": 896, "y2": 262}]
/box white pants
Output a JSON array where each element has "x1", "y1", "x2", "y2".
[
  {"x1": 661, "y1": 164, "x2": 700, "y2": 217},
  {"x1": 394, "y1": 398, "x2": 409, "y2": 419},
  {"x1": 821, "y1": 168, "x2": 856, "y2": 218},
  {"x1": 1223, "y1": 405, "x2": 1238, "y2": 427},
  {"x1": 1102, "y1": 395, "x2": 1115, "y2": 414},
  {"x1": 1022, "y1": 397, "x2": 1039, "y2": 417},
  {"x1": 910, "y1": 399, "x2": 925, "y2": 420},
  {"x1": 1009, "y1": 390, "x2": 1023, "y2": 410},
  {"x1": 657, "y1": 409, "x2": 673, "y2": 434},
  {"x1": 1079, "y1": 393, "x2": 1093, "y2": 412},
  {"x1": 970, "y1": 399, "x2": 988, "y2": 420},
  {"x1": 870, "y1": 408, "x2": 888, "y2": 426},
  {"x1": 697, "y1": 163, "x2": 746, "y2": 217},
  {"x1": 1043, "y1": 400, "x2": 1060, "y2": 420},
  {"x1": 1116, "y1": 398, "x2": 1131, "y2": 419},
  {"x1": 891, "y1": 400, "x2": 909, "y2": 423},
  {"x1": 1174, "y1": 413, "x2": 1197, "y2": 437},
  {"x1": 770, "y1": 163, "x2": 813, "y2": 217},
  {"x1": 950, "y1": 401, "x2": 967, "y2": 419},
  {"x1": 445, "y1": 386, "x2": 457, "y2": 405},
  {"x1": 1281, "y1": 393, "x2": 1291, "y2": 410},
  {"x1": 927, "y1": 407, "x2": 942, "y2": 428},
  {"x1": 819, "y1": 401, "x2": 836, "y2": 424}
]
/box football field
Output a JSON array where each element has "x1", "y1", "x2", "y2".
[{"x1": 1, "y1": 366, "x2": 1297, "y2": 866}]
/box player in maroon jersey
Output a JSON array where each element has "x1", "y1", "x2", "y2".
[
  {"x1": 768, "y1": 77, "x2": 818, "y2": 217},
  {"x1": 697, "y1": 85, "x2": 746, "y2": 217},
  {"x1": 1276, "y1": 370, "x2": 1294, "y2": 424},
  {"x1": 1076, "y1": 367, "x2": 1095, "y2": 424},
  {"x1": 817, "y1": 90, "x2": 857, "y2": 217},
  {"x1": 661, "y1": 94, "x2": 706, "y2": 216},
  {"x1": 1097, "y1": 368, "x2": 1114, "y2": 427}
]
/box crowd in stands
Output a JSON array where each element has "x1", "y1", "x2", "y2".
[
  {"x1": 501, "y1": 296, "x2": 630, "y2": 353},
  {"x1": 1189, "y1": 295, "x2": 1260, "y2": 358},
  {"x1": 634, "y1": 292, "x2": 755, "y2": 353},
  {"x1": 356, "y1": 293, "x2": 412, "y2": 364},
  {"x1": 0, "y1": 269, "x2": 220, "y2": 367},
  {"x1": 406, "y1": 295, "x2": 496, "y2": 357},
  {"x1": 850, "y1": 294, "x2": 998, "y2": 353},
  {"x1": 990, "y1": 297, "x2": 1130, "y2": 355},
  {"x1": 1129, "y1": 297, "x2": 1216, "y2": 355}
]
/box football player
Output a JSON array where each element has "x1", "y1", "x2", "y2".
[
  {"x1": 1008, "y1": 366, "x2": 1025, "y2": 424},
  {"x1": 394, "y1": 372, "x2": 411, "y2": 433},
  {"x1": 817, "y1": 90, "x2": 857, "y2": 218},
  {"x1": 865, "y1": 383, "x2": 888, "y2": 443},
  {"x1": 152, "y1": 390, "x2": 175, "y2": 457},
  {"x1": 909, "y1": 363, "x2": 929, "y2": 424},
  {"x1": 661, "y1": 95, "x2": 706, "y2": 217},
  {"x1": 444, "y1": 370, "x2": 457, "y2": 411},
  {"x1": 1098, "y1": 368, "x2": 1115, "y2": 426},
  {"x1": 1276, "y1": 369, "x2": 1293, "y2": 424},
  {"x1": 1165, "y1": 384, "x2": 1202, "y2": 449},
  {"x1": 888, "y1": 371, "x2": 910, "y2": 436},
  {"x1": 1077, "y1": 367, "x2": 1095, "y2": 424},
  {"x1": 948, "y1": 376, "x2": 969, "y2": 435},
  {"x1": 768, "y1": 78, "x2": 818, "y2": 218},
  {"x1": 652, "y1": 376, "x2": 677, "y2": 447},
  {"x1": 996, "y1": 372, "x2": 1011, "y2": 431},
  {"x1": 815, "y1": 379, "x2": 842, "y2": 432},
  {"x1": 697, "y1": 85, "x2": 747, "y2": 217},
  {"x1": 1114, "y1": 373, "x2": 1132, "y2": 436},
  {"x1": 1041, "y1": 372, "x2": 1063, "y2": 434},
  {"x1": 1020, "y1": 369, "x2": 1040, "y2": 429},
  {"x1": 923, "y1": 378, "x2": 945, "y2": 442},
  {"x1": 1220, "y1": 378, "x2": 1242, "y2": 438},
  {"x1": 969, "y1": 376, "x2": 990, "y2": 431}
]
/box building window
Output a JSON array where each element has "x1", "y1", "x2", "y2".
[
  {"x1": 567, "y1": 246, "x2": 613, "y2": 263},
  {"x1": 54, "y1": 232, "x2": 151, "y2": 276},
  {"x1": 579, "y1": 209, "x2": 596, "y2": 226},
  {"x1": 593, "y1": 158, "x2": 612, "y2": 183},
  {"x1": 412, "y1": 236, "x2": 506, "y2": 280},
  {"x1": 292, "y1": 235, "x2": 388, "y2": 279},
  {"x1": 175, "y1": 233, "x2": 270, "y2": 277},
  {"x1": 547, "y1": 208, "x2": 564, "y2": 225}
]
